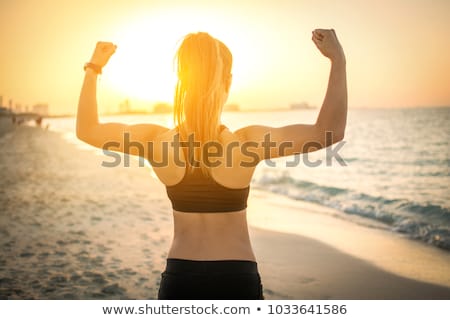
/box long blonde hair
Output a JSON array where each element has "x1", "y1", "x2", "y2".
[{"x1": 173, "y1": 32, "x2": 232, "y2": 174}]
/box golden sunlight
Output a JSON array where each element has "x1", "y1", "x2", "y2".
[
  {"x1": 100, "y1": 7, "x2": 267, "y2": 105},
  {"x1": 104, "y1": 18, "x2": 178, "y2": 103}
]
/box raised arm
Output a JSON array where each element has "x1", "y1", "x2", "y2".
[
  {"x1": 313, "y1": 29, "x2": 347, "y2": 143},
  {"x1": 236, "y1": 29, "x2": 347, "y2": 160},
  {"x1": 76, "y1": 42, "x2": 168, "y2": 158}
]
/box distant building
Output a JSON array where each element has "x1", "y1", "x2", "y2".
[
  {"x1": 290, "y1": 102, "x2": 315, "y2": 110},
  {"x1": 0, "y1": 96, "x2": 3, "y2": 108},
  {"x1": 224, "y1": 104, "x2": 240, "y2": 112},
  {"x1": 0, "y1": 106, "x2": 12, "y2": 115},
  {"x1": 15, "y1": 103, "x2": 22, "y2": 113},
  {"x1": 32, "y1": 103, "x2": 49, "y2": 116},
  {"x1": 119, "y1": 99, "x2": 131, "y2": 113},
  {"x1": 153, "y1": 103, "x2": 172, "y2": 114}
]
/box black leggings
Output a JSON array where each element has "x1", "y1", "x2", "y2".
[{"x1": 158, "y1": 258, "x2": 264, "y2": 300}]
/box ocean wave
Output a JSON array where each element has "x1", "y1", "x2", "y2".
[{"x1": 253, "y1": 174, "x2": 450, "y2": 251}]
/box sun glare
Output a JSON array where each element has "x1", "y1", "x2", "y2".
[
  {"x1": 104, "y1": 18, "x2": 179, "y2": 103},
  {"x1": 100, "y1": 7, "x2": 265, "y2": 108}
]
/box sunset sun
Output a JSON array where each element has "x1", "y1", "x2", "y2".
[{"x1": 99, "y1": 8, "x2": 265, "y2": 107}]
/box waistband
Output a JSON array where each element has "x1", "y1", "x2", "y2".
[{"x1": 165, "y1": 258, "x2": 258, "y2": 274}]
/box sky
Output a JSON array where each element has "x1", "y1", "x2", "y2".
[{"x1": 0, "y1": 0, "x2": 449, "y2": 115}]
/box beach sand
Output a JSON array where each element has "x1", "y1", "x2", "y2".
[
  {"x1": 248, "y1": 190, "x2": 450, "y2": 297},
  {"x1": 0, "y1": 116, "x2": 15, "y2": 137},
  {"x1": 251, "y1": 228, "x2": 450, "y2": 299},
  {"x1": 1, "y1": 126, "x2": 449, "y2": 299}
]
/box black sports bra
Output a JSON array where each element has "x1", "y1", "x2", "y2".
[{"x1": 166, "y1": 167, "x2": 250, "y2": 213}]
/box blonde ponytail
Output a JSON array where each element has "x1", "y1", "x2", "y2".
[{"x1": 173, "y1": 32, "x2": 232, "y2": 174}]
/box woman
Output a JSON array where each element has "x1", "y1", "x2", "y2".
[{"x1": 77, "y1": 29, "x2": 347, "y2": 299}]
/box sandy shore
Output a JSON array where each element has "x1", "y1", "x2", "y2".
[
  {"x1": 1, "y1": 126, "x2": 449, "y2": 299},
  {"x1": 0, "y1": 126, "x2": 171, "y2": 299},
  {"x1": 251, "y1": 228, "x2": 450, "y2": 299},
  {"x1": 0, "y1": 116, "x2": 15, "y2": 137},
  {"x1": 247, "y1": 190, "x2": 450, "y2": 291}
]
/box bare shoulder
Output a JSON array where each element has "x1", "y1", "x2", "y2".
[
  {"x1": 231, "y1": 123, "x2": 330, "y2": 160},
  {"x1": 232, "y1": 125, "x2": 271, "y2": 141},
  {"x1": 153, "y1": 126, "x2": 178, "y2": 141}
]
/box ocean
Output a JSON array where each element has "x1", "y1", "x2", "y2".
[{"x1": 47, "y1": 107, "x2": 450, "y2": 251}]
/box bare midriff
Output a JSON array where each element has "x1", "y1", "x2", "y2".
[{"x1": 167, "y1": 209, "x2": 256, "y2": 261}]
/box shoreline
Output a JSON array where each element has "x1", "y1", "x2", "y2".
[
  {"x1": 250, "y1": 227, "x2": 450, "y2": 299},
  {"x1": 247, "y1": 189, "x2": 450, "y2": 288},
  {"x1": 1, "y1": 126, "x2": 449, "y2": 299}
]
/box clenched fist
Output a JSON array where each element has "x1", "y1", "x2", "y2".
[
  {"x1": 312, "y1": 29, "x2": 345, "y2": 63},
  {"x1": 89, "y1": 41, "x2": 117, "y2": 67}
]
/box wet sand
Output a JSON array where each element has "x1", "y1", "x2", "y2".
[
  {"x1": 252, "y1": 228, "x2": 450, "y2": 299},
  {"x1": 0, "y1": 126, "x2": 171, "y2": 299},
  {"x1": 0, "y1": 116, "x2": 15, "y2": 137},
  {"x1": 0, "y1": 126, "x2": 449, "y2": 299}
]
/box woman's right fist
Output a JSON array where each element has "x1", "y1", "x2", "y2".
[
  {"x1": 89, "y1": 41, "x2": 117, "y2": 67},
  {"x1": 312, "y1": 29, "x2": 345, "y2": 63}
]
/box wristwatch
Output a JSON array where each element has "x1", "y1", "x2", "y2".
[{"x1": 84, "y1": 62, "x2": 102, "y2": 74}]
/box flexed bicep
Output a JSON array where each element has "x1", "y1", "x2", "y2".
[
  {"x1": 76, "y1": 41, "x2": 169, "y2": 161},
  {"x1": 79, "y1": 123, "x2": 168, "y2": 159},
  {"x1": 235, "y1": 124, "x2": 334, "y2": 161}
]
